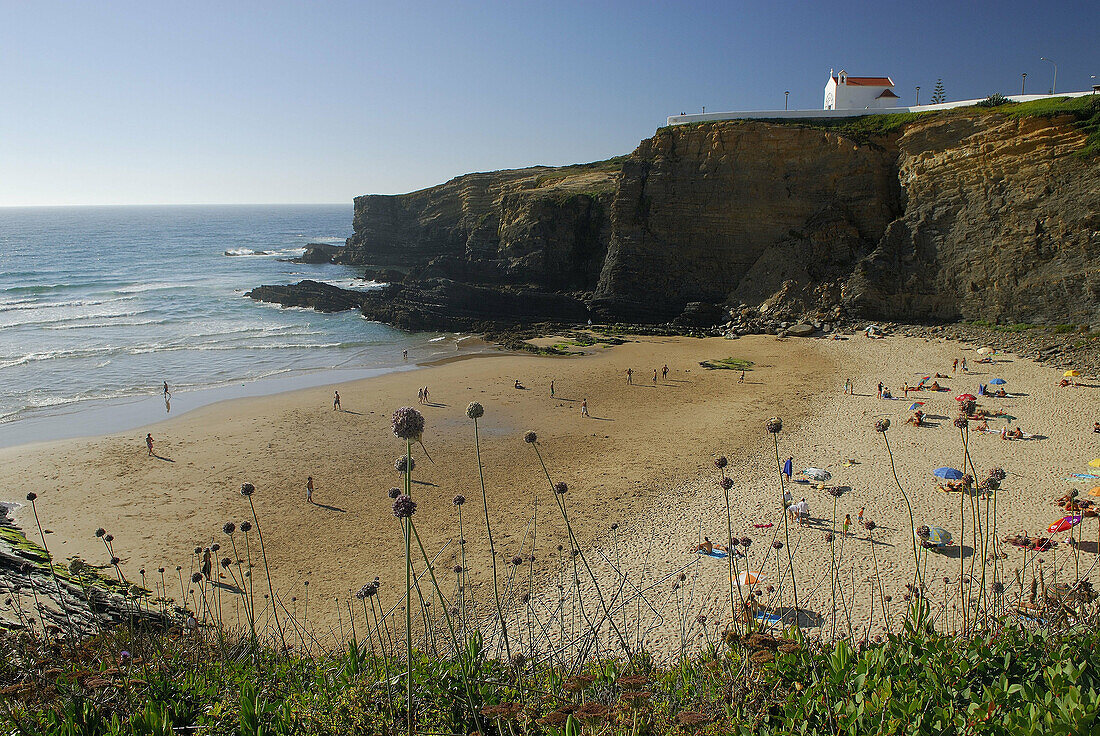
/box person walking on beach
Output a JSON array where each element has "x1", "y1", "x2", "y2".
[
  {"x1": 739, "y1": 369, "x2": 745, "y2": 383},
  {"x1": 333, "y1": 390, "x2": 341, "y2": 411},
  {"x1": 626, "y1": 368, "x2": 633, "y2": 384},
  {"x1": 423, "y1": 386, "x2": 430, "y2": 403},
  {"x1": 843, "y1": 514, "x2": 851, "y2": 536},
  {"x1": 146, "y1": 433, "x2": 154, "y2": 456},
  {"x1": 580, "y1": 398, "x2": 589, "y2": 417},
  {"x1": 877, "y1": 382, "x2": 884, "y2": 398},
  {"x1": 857, "y1": 506, "x2": 865, "y2": 526},
  {"x1": 844, "y1": 377, "x2": 851, "y2": 395},
  {"x1": 662, "y1": 364, "x2": 669, "y2": 380},
  {"x1": 201, "y1": 549, "x2": 212, "y2": 580},
  {"x1": 961, "y1": 357, "x2": 967, "y2": 372},
  {"x1": 782, "y1": 456, "x2": 793, "y2": 482},
  {"x1": 418, "y1": 387, "x2": 424, "y2": 404},
  {"x1": 653, "y1": 369, "x2": 658, "y2": 385},
  {"x1": 953, "y1": 358, "x2": 958, "y2": 373},
  {"x1": 306, "y1": 476, "x2": 314, "y2": 504},
  {"x1": 550, "y1": 380, "x2": 555, "y2": 398}
]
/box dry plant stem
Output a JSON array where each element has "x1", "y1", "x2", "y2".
[
  {"x1": 531, "y1": 442, "x2": 631, "y2": 655},
  {"x1": 403, "y1": 438, "x2": 413, "y2": 736},
  {"x1": 472, "y1": 417, "x2": 511, "y2": 662},
  {"x1": 880, "y1": 432, "x2": 924, "y2": 597},
  {"x1": 771, "y1": 433, "x2": 799, "y2": 629},
  {"x1": 960, "y1": 428, "x2": 988, "y2": 623},
  {"x1": 246, "y1": 495, "x2": 286, "y2": 653},
  {"x1": 27, "y1": 497, "x2": 76, "y2": 639},
  {"x1": 721, "y1": 474, "x2": 746, "y2": 629}
]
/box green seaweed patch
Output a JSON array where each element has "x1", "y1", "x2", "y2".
[
  {"x1": 0, "y1": 525, "x2": 51, "y2": 564},
  {"x1": 700, "y1": 357, "x2": 755, "y2": 371}
]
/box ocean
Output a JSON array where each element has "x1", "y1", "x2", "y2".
[{"x1": 0, "y1": 205, "x2": 445, "y2": 446}]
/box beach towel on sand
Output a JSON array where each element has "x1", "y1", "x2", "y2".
[
  {"x1": 697, "y1": 549, "x2": 728, "y2": 559},
  {"x1": 755, "y1": 612, "x2": 783, "y2": 625}
]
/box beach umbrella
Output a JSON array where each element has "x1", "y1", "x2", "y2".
[
  {"x1": 977, "y1": 347, "x2": 994, "y2": 355},
  {"x1": 1088, "y1": 486, "x2": 1100, "y2": 498},
  {"x1": 1048, "y1": 516, "x2": 1082, "y2": 534},
  {"x1": 909, "y1": 402, "x2": 925, "y2": 411},
  {"x1": 1065, "y1": 370, "x2": 1081, "y2": 377},
  {"x1": 956, "y1": 394, "x2": 977, "y2": 402},
  {"x1": 1090, "y1": 459, "x2": 1100, "y2": 468},
  {"x1": 933, "y1": 467, "x2": 964, "y2": 480},
  {"x1": 920, "y1": 526, "x2": 952, "y2": 546},
  {"x1": 737, "y1": 571, "x2": 766, "y2": 586},
  {"x1": 989, "y1": 378, "x2": 1007, "y2": 385},
  {"x1": 802, "y1": 468, "x2": 831, "y2": 482}
]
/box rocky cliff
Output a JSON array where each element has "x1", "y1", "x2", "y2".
[{"x1": 254, "y1": 98, "x2": 1099, "y2": 330}]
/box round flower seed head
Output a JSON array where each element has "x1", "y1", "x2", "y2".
[
  {"x1": 916, "y1": 525, "x2": 930, "y2": 539},
  {"x1": 696, "y1": 614, "x2": 707, "y2": 624},
  {"x1": 720, "y1": 476, "x2": 734, "y2": 490},
  {"x1": 211, "y1": 543, "x2": 220, "y2": 552},
  {"x1": 453, "y1": 565, "x2": 463, "y2": 574},
  {"x1": 220, "y1": 557, "x2": 231, "y2": 569},
  {"x1": 885, "y1": 595, "x2": 892, "y2": 602},
  {"x1": 610, "y1": 523, "x2": 618, "y2": 531},
  {"x1": 990, "y1": 467, "x2": 1007, "y2": 482},
  {"x1": 903, "y1": 594, "x2": 911, "y2": 602},
  {"x1": 772, "y1": 540, "x2": 784, "y2": 550},
  {"x1": 520, "y1": 591, "x2": 531, "y2": 604},
  {"x1": 194, "y1": 547, "x2": 202, "y2": 555},
  {"x1": 394, "y1": 456, "x2": 415, "y2": 473},
  {"x1": 453, "y1": 494, "x2": 465, "y2": 506},
  {"x1": 557, "y1": 544, "x2": 564, "y2": 552},
  {"x1": 239, "y1": 521, "x2": 252, "y2": 532},
  {"x1": 105, "y1": 535, "x2": 114, "y2": 543},
  {"x1": 191, "y1": 573, "x2": 203, "y2": 583},
  {"x1": 740, "y1": 537, "x2": 752, "y2": 548},
  {"x1": 25, "y1": 492, "x2": 36, "y2": 502},
  {"x1": 554, "y1": 482, "x2": 568, "y2": 495},
  {"x1": 391, "y1": 406, "x2": 425, "y2": 441},
  {"x1": 388, "y1": 487, "x2": 401, "y2": 499},
  {"x1": 69, "y1": 559, "x2": 86, "y2": 576},
  {"x1": 110, "y1": 557, "x2": 120, "y2": 566},
  {"x1": 223, "y1": 522, "x2": 235, "y2": 535},
  {"x1": 954, "y1": 416, "x2": 969, "y2": 430},
  {"x1": 158, "y1": 567, "x2": 164, "y2": 573},
  {"x1": 523, "y1": 430, "x2": 537, "y2": 444},
  {"x1": 864, "y1": 520, "x2": 876, "y2": 531},
  {"x1": 679, "y1": 573, "x2": 687, "y2": 581},
  {"x1": 392, "y1": 495, "x2": 417, "y2": 519},
  {"x1": 874, "y1": 418, "x2": 890, "y2": 433},
  {"x1": 466, "y1": 402, "x2": 484, "y2": 419},
  {"x1": 765, "y1": 417, "x2": 783, "y2": 434},
  {"x1": 1070, "y1": 489, "x2": 1080, "y2": 499},
  {"x1": 240, "y1": 483, "x2": 255, "y2": 496},
  {"x1": 824, "y1": 532, "x2": 834, "y2": 542},
  {"x1": 356, "y1": 583, "x2": 377, "y2": 600},
  {"x1": 766, "y1": 585, "x2": 775, "y2": 594},
  {"x1": 95, "y1": 528, "x2": 106, "y2": 538},
  {"x1": 714, "y1": 456, "x2": 728, "y2": 469},
  {"x1": 510, "y1": 555, "x2": 524, "y2": 566}
]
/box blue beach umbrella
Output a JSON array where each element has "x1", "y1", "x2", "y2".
[
  {"x1": 933, "y1": 467, "x2": 964, "y2": 480},
  {"x1": 989, "y1": 378, "x2": 1007, "y2": 385},
  {"x1": 909, "y1": 402, "x2": 925, "y2": 411}
]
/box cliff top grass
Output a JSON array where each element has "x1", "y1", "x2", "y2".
[{"x1": 658, "y1": 94, "x2": 1100, "y2": 153}]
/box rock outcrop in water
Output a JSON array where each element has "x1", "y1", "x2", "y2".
[{"x1": 251, "y1": 100, "x2": 1100, "y2": 330}]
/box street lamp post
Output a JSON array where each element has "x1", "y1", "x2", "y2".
[
  {"x1": 1021, "y1": 73, "x2": 1027, "y2": 95},
  {"x1": 915, "y1": 86, "x2": 920, "y2": 106},
  {"x1": 1040, "y1": 57, "x2": 1057, "y2": 94},
  {"x1": 785, "y1": 91, "x2": 789, "y2": 110}
]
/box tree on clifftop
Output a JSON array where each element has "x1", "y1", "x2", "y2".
[{"x1": 930, "y1": 78, "x2": 946, "y2": 104}]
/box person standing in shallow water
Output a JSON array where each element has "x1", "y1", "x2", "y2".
[{"x1": 333, "y1": 390, "x2": 341, "y2": 411}]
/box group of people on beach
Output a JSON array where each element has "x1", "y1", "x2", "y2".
[{"x1": 625, "y1": 365, "x2": 670, "y2": 385}]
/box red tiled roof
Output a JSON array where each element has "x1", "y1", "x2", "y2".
[
  {"x1": 876, "y1": 89, "x2": 900, "y2": 98},
  {"x1": 832, "y1": 76, "x2": 894, "y2": 87}
]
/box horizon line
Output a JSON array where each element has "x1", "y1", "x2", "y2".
[{"x1": 0, "y1": 202, "x2": 352, "y2": 209}]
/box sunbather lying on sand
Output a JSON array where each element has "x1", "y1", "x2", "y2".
[{"x1": 690, "y1": 536, "x2": 728, "y2": 554}]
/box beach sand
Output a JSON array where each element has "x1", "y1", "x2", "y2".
[{"x1": 4, "y1": 331, "x2": 1096, "y2": 657}]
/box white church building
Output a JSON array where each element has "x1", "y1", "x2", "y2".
[{"x1": 823, "y1": 70, "x2": 900, "y2": 110}]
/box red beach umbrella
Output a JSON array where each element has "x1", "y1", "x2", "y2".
[{"x1": 955, "y1": 394, "x2": 977, "y2": 402}]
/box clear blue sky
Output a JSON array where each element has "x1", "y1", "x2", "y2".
[{"x1": 2, "y1": 0, "x2": 1096, "y2": 206}]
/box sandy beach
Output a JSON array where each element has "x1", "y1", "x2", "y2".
[{"x1": 4, "y1": 330, "x2": 1097, "y2": 657}]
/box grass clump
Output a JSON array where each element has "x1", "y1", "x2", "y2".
[{"x1": 699, "y1": 357, "x2": 755, "y2": 371}]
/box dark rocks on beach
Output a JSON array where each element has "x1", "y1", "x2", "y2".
[
  {"x1": 294, "y1": 243, "x2": 346, "y2": 264},
  {"x1": 246, "y1": 280, "x2": 369, "y2": 313},
  {"x1": 787, "y1": 323, "x2": 816, "y2": 337}
]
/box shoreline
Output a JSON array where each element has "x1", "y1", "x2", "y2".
[{"x1": 0, "y1": 334, "x2": 496, "y2": 450}]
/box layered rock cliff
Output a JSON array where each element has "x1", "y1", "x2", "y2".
[{"x1": 253, "y1": 99, "x2": 1099, "y2": 329}]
